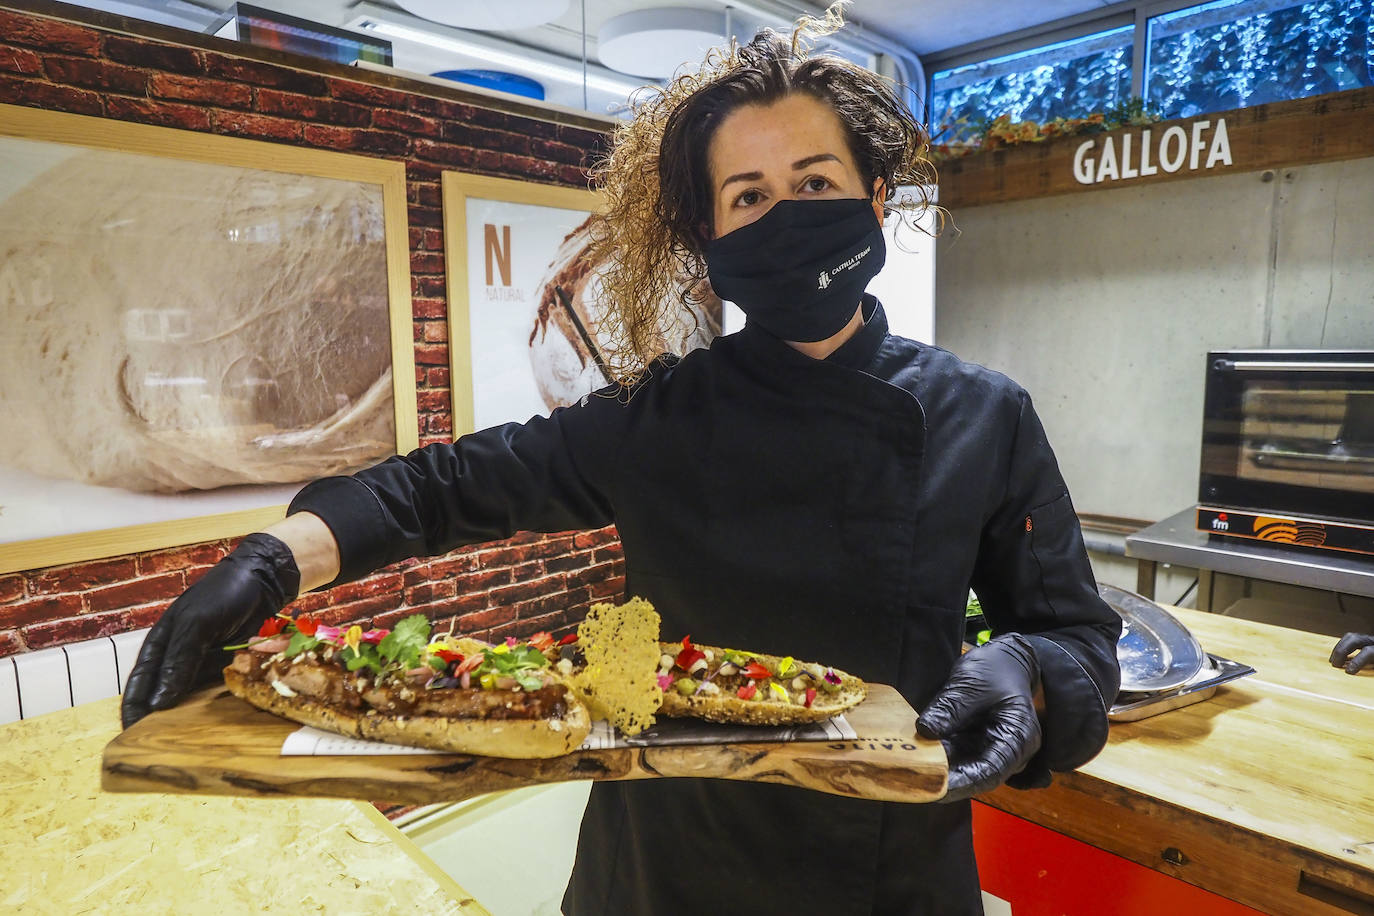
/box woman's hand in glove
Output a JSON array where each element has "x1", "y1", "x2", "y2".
[
  {"x1": 1330, "y1": 633, "x2": 1374, "y2": 674},
  {"x1": 120, "y1": 532, "x2": 301, "y2": 728},
  {"x1": 918, "y1": 634, "x2": 1043, "y2": 802}
]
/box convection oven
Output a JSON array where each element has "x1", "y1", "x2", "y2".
[{"x1": 1197, "y1": 350, "x2": 1374, "y2": 556}]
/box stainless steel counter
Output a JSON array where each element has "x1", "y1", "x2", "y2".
[{"x1": 1125, "y1": 506, "x2": 1374, "y2": 600}]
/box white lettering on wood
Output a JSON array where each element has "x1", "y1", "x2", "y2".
[
  {"x1": 1121, "y1": 133, "x2": 1139, "y2": 179},
  {"x1": 1073, "y1": 139, "x2": 1096, "y2": 184},
  {"x1": 1068, "y1": 116, "x2": 1232, "y2": 185},
  {"x1": 1096, "y1": 136, "x2": 1120, "y2": 182},
  {"x1": 1207, "y1": 118, "x2": 1233, "y2": 168},
  {"x1": 1160, "y1": 125, "x2": 1188, "y2": 173},
  {"x1": 1139, "y1": 129, "x2": 1158, "y2": 176},
  {"x1": 1190, "y1": 120, "x2": 1210, "y2": 170}
]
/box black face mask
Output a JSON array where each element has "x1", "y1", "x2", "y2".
[{"x1": 704, "y1": 196, "x2": 886, "y2": 342}]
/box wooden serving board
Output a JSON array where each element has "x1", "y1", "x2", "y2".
[{"x1": 103, "y1": 683, "x2": 947, "y2": 805}]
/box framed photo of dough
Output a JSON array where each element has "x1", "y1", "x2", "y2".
[
  {"x1": 0, "y1": 103, "x2": 417, "y2": 574},
  {"x1": 441, "y1": 173, "x2": 721, "y2": 436}
]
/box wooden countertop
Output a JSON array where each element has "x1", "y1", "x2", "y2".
[
  {"x1": 0, "y1": 696, "x2": 490, "y2": 914},
  {"x1": 985, "y1": 606, "x2": 1374, "y2": 916}
]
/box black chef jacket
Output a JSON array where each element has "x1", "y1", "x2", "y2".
[{"x1": 289, "y1": 295, "x2": 1122, "y2": 915}]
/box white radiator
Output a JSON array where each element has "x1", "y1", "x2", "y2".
[{"x1": 0, "y1": 628, "x2": 149, "y2": 724}]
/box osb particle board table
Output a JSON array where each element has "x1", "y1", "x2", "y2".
[
  {"x1": 981, "y1": 606, "x2": 1374, "y2": 916},
  {"x1": 0, "y1": 696, "x2": 488, "y2": 914}
]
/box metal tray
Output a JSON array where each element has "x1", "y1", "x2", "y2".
[
  {"x1": 1109, "y1": 654, "x2": 1256, "y2": 722},
  {"x1": 1098, "y1": 583, "x2": 1208, "y2": 692}
]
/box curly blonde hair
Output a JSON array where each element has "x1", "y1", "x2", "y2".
[{"x1": 586, "y1": 2, "x2": 937, "y2": 386}]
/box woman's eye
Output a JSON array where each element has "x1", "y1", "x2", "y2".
[
  {"x1": 735, "y1": 189, "x2": 762, "y2": 207},
  {"x1": 804, "y1": 176, "x2": 831, "y2": 193}
]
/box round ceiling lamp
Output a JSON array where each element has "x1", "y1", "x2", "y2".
[
  {"x1": 598, "y1": 7, "x2": 727, "y2": 79},
  {"x1": 394, "y1": 0, "x2": 570, "y2": 31}
]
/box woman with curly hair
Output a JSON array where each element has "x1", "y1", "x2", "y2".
[{"x1": 125, "y1": 7, "x2": 1120, "y2": 913}]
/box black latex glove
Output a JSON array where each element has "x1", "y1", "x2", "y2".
[
  {"x1": 918, "y1": 634, "x2": 1044, "y2": 802},
  {"x1": 121, "y1": 532, "x2": 301, "y2": 728},
  {"x1": 1330, "y1": 632, "x2": 1374, "y2": 675}
]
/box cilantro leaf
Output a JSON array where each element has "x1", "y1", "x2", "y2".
[
  {"x1": 344, "y1": 644, "x2": 382, "y2": 673},
  {"x1": 378, "y1": 614, "x2": 431, "y2": 670},
  {"x1": 285, "y1": 631, "x2": 320, "y2": 657}
]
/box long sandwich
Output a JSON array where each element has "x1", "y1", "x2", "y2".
[
  {"x1": 654, "y1": 636, "x2": 867, "y2": 726},
  {"x1": 224, "y1": 613, "x2": 592, "y2": 758}
]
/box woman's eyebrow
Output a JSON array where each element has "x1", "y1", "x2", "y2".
[
  {"x1": 790, "y1": 153, "x2": 840, "y2": 170},
  {"x1": 718, "y1": 153, "x2": 842, "y2": 193},
  {"x1": 719, "y1": 170, "x2": 762, "y2": 192}
]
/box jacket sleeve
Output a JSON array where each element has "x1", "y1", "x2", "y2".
[
  {"x1": 969, "y1": 388, "x2": 1122, "y2": 777},
  {"x1": 286, "y1": 393, "x2": 623, "y2": 589}
]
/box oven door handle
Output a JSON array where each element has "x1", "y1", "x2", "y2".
[{"x1": 1215, "y1": 359, "x2": 1374, "y2": 373}]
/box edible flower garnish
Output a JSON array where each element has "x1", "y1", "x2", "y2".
[
  {"x1": 804, "y1": 687, "x2": 817, "y2": 708},
  {"x1": 656, "y1": 673, "x2": 674, "y2": 691},
  {"x1": 527, "y1": 631, "x2": 555, "y2": 653},
  {"x1": 504, "y1": 636, "x2": 519, "y2": 648},
  {"x1": 742, "y1": 662, "x2": 772, "y2": 680},
  {"x1": 455, "y1": 653, "x2": 485, "y2": 675},
  {"x1": 768, "y1": 682, "x2": 789, "y2": 702},
  {"x1": 737, "y1": 684, "x2": 757, "y2": 700},
  {"x1": 777, "y1": 656, "x2": 797, "y2": 677},
  {"x1": 257, "y1": 617, "x2": 286, "y2": 638},
  {"x1": 361, "y1": 629, "x2": 388, "y2": 645},
  {"x1": 675, "y1": 636, "x2": 706, "y2": 672},
  {"x1": 824, "y1": 670, "x2": 841, "y2": 686},
  {"x1": 315, "y1": 625, "x2": 343, "y2": 643},
  {"x1": 343, "y1": 625, "x2": 363, "y2": 653},
  {"x1": 556, "y1": 633, "x2": 579, "y2": 646},
  {"x1": 294, "y1": 614, "x2": 319, "y2": 637}
]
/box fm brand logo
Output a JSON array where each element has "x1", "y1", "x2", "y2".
[
  {"x1": 1211, "y1": 512, "x2": 1229, "y2": 531},
  {"x1": 817, "y1": 270, "x2": 831, "y2": 290}
]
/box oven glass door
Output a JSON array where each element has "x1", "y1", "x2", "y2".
[{"x1": 1200, "y1": 352, "x2": 1374, "y2": 524}]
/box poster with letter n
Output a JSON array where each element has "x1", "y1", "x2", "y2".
[
  {"x1": 441, "y1": 172, "x2": 721, "y2": 437},
  {"x1": 0, "y1": 103, "x2": 417, "y2": 574}
]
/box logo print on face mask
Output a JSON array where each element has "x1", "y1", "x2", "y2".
[{"x1": 817, "y1": 270, "x2": 831, "y2": 290}]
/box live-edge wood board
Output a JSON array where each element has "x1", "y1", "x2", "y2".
[{"x1": 102, "y1": 683, "x2": 948, "y2": 805}]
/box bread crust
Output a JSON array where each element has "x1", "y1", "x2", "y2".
[
  {"x1": 657, "y1": 644, "x2": 867, "y2": 725},
  {"x1": 224, "y1": 666, "x2": 591, "y2": 758}
]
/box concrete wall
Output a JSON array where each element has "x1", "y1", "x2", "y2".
[
  {"x1": 935, "y1": 157, "x2": 1374, "y2": 528},
  {"x1": 935, "y1": 157, "x2": 1374, "y2": 619}
]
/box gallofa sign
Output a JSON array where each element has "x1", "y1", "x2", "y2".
[{"x1": 1072, "y1": 118, "x2": 1233, "y2": 185}]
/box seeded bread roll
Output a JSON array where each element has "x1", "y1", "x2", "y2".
[
  {"x1": 657, "y1": 644, "x2": 867, "y2": 726},
  {"x1": 223, "y1": 665, "x2": 591, "y2": 758}
]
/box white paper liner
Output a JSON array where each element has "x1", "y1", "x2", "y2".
[{"x1": 281, "y1": 714, "x2": 857, "y2": 756}]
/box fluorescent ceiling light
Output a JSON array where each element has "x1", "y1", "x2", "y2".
[{"x1": 350, "y1": 11, "x2": 649, "y2": 97}]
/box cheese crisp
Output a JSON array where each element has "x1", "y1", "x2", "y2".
[{"x1": 570, "y1": 597, "x2": 664, "y2": 736}]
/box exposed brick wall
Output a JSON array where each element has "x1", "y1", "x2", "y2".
[{"x1": 0, "y1": 7, "x2": 623, "y2": 657}]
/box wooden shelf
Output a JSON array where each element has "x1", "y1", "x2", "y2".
[{"x1": 936, "y1": 86, "x2": 1374, "y2": 209}]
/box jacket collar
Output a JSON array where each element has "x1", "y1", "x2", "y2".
[{"x1": 735, "y1": 294, "x2": 889, "y2": 372}]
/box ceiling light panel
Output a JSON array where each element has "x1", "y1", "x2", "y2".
[
  {"x1": 598, "y1": 6, "x2": 728, "y2": 79},
  {"x1": 394, "y1": 0, "x2": 571, "y2": 31}
]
